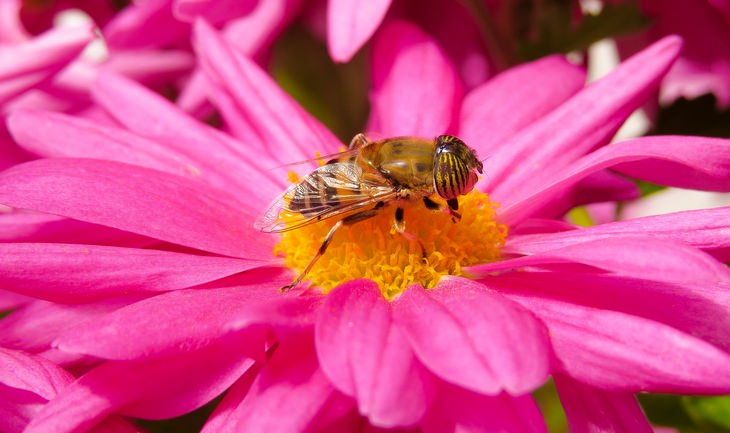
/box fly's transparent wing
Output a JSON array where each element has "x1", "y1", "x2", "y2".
[{"x1": 254, "y1": 162, "x2": 395, "y2": 233}]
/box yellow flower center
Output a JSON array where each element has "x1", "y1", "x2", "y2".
[{"x1": 273, "y1": 190, "x2": 507, "y2": 300}]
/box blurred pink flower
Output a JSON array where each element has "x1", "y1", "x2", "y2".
[
  {"x1": 1, "y1": 19, "x2": 730, "y2": 433},
  {"x1": 613, "y1": 0, "x2": 730, "y2": 107}
]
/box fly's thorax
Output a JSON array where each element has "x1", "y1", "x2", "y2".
[{"x1": 358, "y1": 137, "x2": 436, "y2": 191}]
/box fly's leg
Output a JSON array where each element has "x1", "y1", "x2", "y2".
[
  {"x1": 423, "y1": 197, "x2": 461, "y2": 222},
  {"x1": 392, "y1": 207, "x2": 427, "y2": 261},
  {"x1": 348, "y1": 133, "x2": 369, "y2": 150},
  {"x1": 280, "y1": 208, "x2": 381, "y2": 292},
  {"x1": 446, "y1": 198, "x2": 462, "y2": 222}
]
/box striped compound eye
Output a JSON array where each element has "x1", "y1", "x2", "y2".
[{"x1": 433, "y1": 135, "x2": 481, "y2": 200}]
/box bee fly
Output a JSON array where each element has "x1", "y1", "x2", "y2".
[{"x1": 255, "y1": 134, "x2": 484, "y2": 291}]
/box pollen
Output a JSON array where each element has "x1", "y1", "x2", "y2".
[{"x1": 273, "y1": 191, "x2": 507, "y2": 300}]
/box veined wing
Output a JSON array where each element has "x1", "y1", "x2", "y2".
[{"x1": 254, "y1": 161, "x2": 396, "y2": 233}]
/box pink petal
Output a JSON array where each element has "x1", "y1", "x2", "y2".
[
  {"x1": 0, "y1": 349, "x2": 142, "y2": 433},
  {"x1": 554, "y1": 375, "x2": 652, "y2": 433},
  {"x1": 479, "y1": 237, "x2": 730, "y2": 284},
  {"x1": 200, "y1": 362, "x2": 262, "y2": 433},
  {"x1": 0, "y1": 348, "x2": 73, "y2": 400},
  {"x1": 0, "y1": 0, "x2": 27, "y2": 43},
  {"x1": 215, "y1": 333, "x2": 352, "y2": 433},
  {"x1": 0, "y1": 25, "x2": 93, "y2": 104},
  {"x1": 0, "y1": 289, "x2": 30, "y2": 311},
  {"x1": 92, "y1": 72, "x2": 286, "y2": 204},
  {"x1": 55, "y1": 270, "x2": 306, "y2": 360},
  {"x1": 173, "y1": 0, "x2": 257, "y2": 24},
  {"x1": 104, "y1": 49, "x2": 195, "y2": 86},
  {"x1": 316, "y1": 280, "x2": 434, "y2": 427},
  {"x1": 368, "y1": 20, "x2": 462, "y2": 137},
  {"x1": 103, "y1": 0, "x2": 190, "y2": 49},
  {"x1": 507, "y1": 206, "x2": 730, "y2": 262},
  {"x1": 500, "y1": 135, "x2": 730, "y2": 225},
  {"x1": 8, "y1": 109, "x2": 280, "y2": 207},
  {"x1": 485, "y1": 270, "x2": 730, "y2": 353},
  {"x1": 393, "y1": 279, "x2": 550, "y2": 396},
  {"x1": 193, "y1": 20, "x2": 342, "y2": 166},
  {"x1": 422, "y1": 382, "x2": 547, "y2": 433},
  {"x1": 0, "y1": 158, "x2": 273, "y2": 258},
  {"x1": 525, "y1": 170, "x2": 639, "y2": 220},
  {"x1": 0, "y1": 212, "x2": 152, "y2": 246},
  {"x1": 0, "y1": 298, "x2": 136, "y2": 355},
  {"x1": 222, "y1": 0, "x2": 305, "y2": 59},
  {"x1": 610, "y1": 136, "x2": 730, "y2": 191},
  {"x1": 508, "y1": 294, "x2": 730, "y2": 393},
  {"x1": 0, "y1": 348, "x2": 72, "y2": 433},
  {"x1": 488, "y1": 36, "x2": 682, "y2": 203},
  {"x1": 326, "y1": 0, "x2": 391, "y2": 62},
  {"x1": 25, "y1": 331, "x2": 256, "y2": 433},
  {"x1": 0, "y1": 243, "x2": 266, "y2": 302},
  {"x1": 460, "y1": 55, "x2": 586, "y2": 158}
]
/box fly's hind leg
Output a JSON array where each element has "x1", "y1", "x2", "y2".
[
  {"x1": 281, "y1": 208, "x2": 381, "y2": 292},
  {"x1": 392, "y1": 207, "x2": 427, "y2": 262}
]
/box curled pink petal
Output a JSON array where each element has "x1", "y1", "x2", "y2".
[
  {"x1": 554, "y1": 375, "x2": 652, "y2": 433},
  {"x1": 500, "y1": 135, "x2": 730, "y2": 224},
  {"x1": 316, "y1": 280, "x2": 434, "y2": 427},
  {"x1": 508, "y1": 294, "x2": 730, "y2": 393},
  {"x1": 460, "y1": 55, "x2": 586, "y2": 157},
  {"x1": 0, "y1": 243, "x2": 266, "y2": 302},
  {"x1": 422, "y1": 381, "x2": 547, "y2": 433},
  {"x1": 485, "y1": 270, "x2": 730, "y2": 353},
  {"x1": 507, "y1": 206, "x2": 730, "y2": 262},
  {"x1": 489, "y1": 36, "x2": 682, "y2": 203},
  {"x1": 25, "y1": 331, "x2": 256, "y2": 433},
  {"x1": 368, "y1": 20, "x2": 462, "y2": 136},
  {"x1": 477, "y1": 237, "x2": 730, "y2": 284},
  {"x1": 327, "y1": 0, "x2": 391, "y2": 62},
  {"x1": 0, "y1": 158, "x2": 273, "y2": 258},
  {"x1": 393, "y1": 279, "x2": 550, "y2": 396},
  {"x1": 0, "y1": 347, "x2": 73, "y2": 400}
]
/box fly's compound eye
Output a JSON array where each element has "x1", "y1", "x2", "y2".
[{"x1": 433, "y1": 135, "x2": 480, "y2": 199}]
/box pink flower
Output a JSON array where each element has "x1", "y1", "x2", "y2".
[
  {"x1": 1, "y1": 19, "x2": 730, "y2": 433},
  {"x1": 612, "y1": 0, "x2": 730, "y2": 107}
]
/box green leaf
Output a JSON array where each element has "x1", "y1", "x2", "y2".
[
  {"x1": 520, "y1": 2, "x2": 648, "y2": 60},
  {"x1": 683, "y1": 396, "x2": 730, "y2": 432},
  {"x1": 652, "y1": 95, "x2": 730, "y2": 139},
  {"x1": 271, "y1": 26, "x2": 369, "y2": 142}
]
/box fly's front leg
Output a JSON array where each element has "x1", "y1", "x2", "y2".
[
  {"x1": 447, "y1": 198, "x2": 462, "y2": 222},
  {"x1": 392, "y1": 207, "x2": 427, "y2": 261},
  {"x1": 281, "y1": 207, "x2": 381, "y2": 292},
  {"x1": 423, "y1": 197, "x2": 461, "y2": 222},
  {"x1": 348, "y1": 133, "x2": 369, "y2": 150}
]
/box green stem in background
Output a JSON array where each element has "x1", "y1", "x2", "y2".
[{"x1": 459, "y1": 0, "x2": 520, "y2": 71}]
